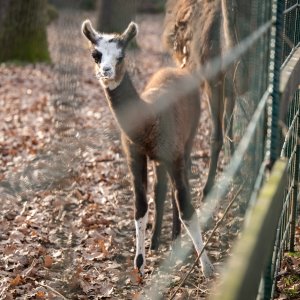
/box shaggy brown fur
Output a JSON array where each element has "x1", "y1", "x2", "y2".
[
  {"x1": 164, "y1": 0, "x2": 223, "y2": 68},
  {"x1": 163, "y1": 0, "x2": 241, "y2": 195}
]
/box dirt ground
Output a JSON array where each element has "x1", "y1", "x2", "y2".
[{"x1": 1, "y1": 10, "x2": 297, "y2": 300}]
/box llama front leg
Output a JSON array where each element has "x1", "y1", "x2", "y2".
[
  {"x1": 168, "y1": 160, "x2": 214, "y2": 278},
  {"x1": 151, "y1": 162, "x2": 168, "y2": 250},
  {"x1": 125, "y1": 142, "x2": 148, "y2": 275},
  {"x1": 132, "y1": 159, "x2": 148, "y2": 275},
  {"x1": 135, "y1": 208, "x2": 148, "y2": 275}
]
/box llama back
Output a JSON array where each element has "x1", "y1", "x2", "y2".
[
  {"x1": 163, "y1": 0, "x2": 222, "y2": 70},
  {"x1": 141, "y1": 67, "x2": 200, "y2": 119},
  {"x1": 142, "y1": 67, "x2": 199, "y2": 103},
  {"x1": 141, "y1": 67, "x2": 200, "y2": 160}
]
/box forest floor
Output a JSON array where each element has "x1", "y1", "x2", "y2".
[{"x1": 0, "y1": 10, "x2": 299, "y2": 300}]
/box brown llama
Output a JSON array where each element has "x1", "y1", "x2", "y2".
[
  {"x1": 81, "y1": 20, "x2": 214, "y2": 277},
  {"x1": 163, "y1": 0, "x2": 246, "y2": 196}
]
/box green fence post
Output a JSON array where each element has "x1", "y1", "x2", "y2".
[
  {"x1": 264, "y1": 0, "x2": 285, "y2": 299},
  {"x1": 210, "y1": 159, "x2": 288, "y2": 300}
]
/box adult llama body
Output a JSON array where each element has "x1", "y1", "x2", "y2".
[{"x1": 163, "y1": 0, "x2": 248, "y2": 196}]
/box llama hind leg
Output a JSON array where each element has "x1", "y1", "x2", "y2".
[
  {"x1": 224, "y1": 76, "x2": 235, "y2": 156},
  {"x1": 203, "y1": 79, "x2": 224, "y2": 197},
  {"x1": 168, "y1": 160, "x2": 214, "y2": 278},
  {"x1": 151, "y1": 162, "x2": 168, "y2": 250},
  {"x1": 182, "y1": 213, "x2": 214, "y2": 278},
  {"x1": 171, "y1": 189, "x2": 181, "y2": 245}
]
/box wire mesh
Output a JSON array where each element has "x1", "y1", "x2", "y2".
[
  {"x1": 269, "y1": 90, "x2": 300, "y2": 298},
  {"x1": 0, "y1": 0, "x2": 299, "y2": 299},
  {"x1": 282, "y1": 0, "x2": 300, "y2": 64},
  {"x1": 210, "y1": 0, "x2": 299, "y2": 298}
]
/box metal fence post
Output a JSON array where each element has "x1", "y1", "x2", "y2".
[
  {"x1": 263, "y1": 0, "x2": 285, "y2": 299},
  {"x1": 270, "y1": 0, "x2": 284, "y2": 165}
]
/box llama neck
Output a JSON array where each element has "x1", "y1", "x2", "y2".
[{"x1": 104, "y1": 72, "x2": 154, "y2": 142}]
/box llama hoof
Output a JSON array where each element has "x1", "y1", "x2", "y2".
[
  {"x1": 203, "y1": 215, "x2": 214, "y2": 231},
  {"x1": 169, "y1": 247, "x2": 179, "y2": 262},
  {"x1": 135, "y1": 266, "x2": 144, "y2": 277},
  {"x1": 202, "y1": 186, "x2": 211, "y2": 199},
  {"x1": 203, "y1": 179, "x2": 215, "y2": 198},
  {"x1": 170, "y1": 237, "x2": 182, "y2": 252},
  {"x1": 201, "y1": 260, "x2": 214, "y2": 278},
  {"x1": 150, "y1": 238, "x2": 160, "y2": 251},
  {"x1": 138, "y1": 268, "x2": 144, "y2": 276},
  {"x1": 134, "y1": 254, "x2": 145, "y2": 275}
]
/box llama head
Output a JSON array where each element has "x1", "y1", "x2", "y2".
[{"x1": 82, "y1": 19, "x2": 138, "y2": 89}]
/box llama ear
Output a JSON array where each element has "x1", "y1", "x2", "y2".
[
  {"x1": 121, "y1": 22, "x2": 138, "y2": 46},
  {"x1": 82, "y1": 19, "x2": 99, "y2": 44}
]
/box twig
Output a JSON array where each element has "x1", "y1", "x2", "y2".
[
  {"x1": 23, "y1": 259, "x2": 37, "y2": 277},
  {"x1": 20, "y1": 201, "x2": 28, "y2": 216},
  {"x1": 169, "y1": 182, "x2": 245, "y2": 300},
  {"x1": 35, "y1": 281, "x2": 68, "y2": 300},
  {"x1": 93, "y1": 266, "x2": 102, "y2": 276},
  {"x1": 0, "y1": 285, "x2": 8, "y2": 299}
]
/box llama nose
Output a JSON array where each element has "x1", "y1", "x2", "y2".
[{"x1": 103, "y1": 67, "x2": 111, "y2": 74}]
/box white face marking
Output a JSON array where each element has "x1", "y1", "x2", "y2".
[
  {"x1": 181, "y1": 213, "x2": 214, "y2": 278},
  {"x1": 134, "y1": 212, "x2": 148, "y2": 274},
  {"x1": 93, "y1": 34, "x2": 124, "y2": 88}
]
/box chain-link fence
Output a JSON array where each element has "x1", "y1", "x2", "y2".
[
  {"x1": 0, "y1": 0, "x2": 299, "y2": 299},
  {"x1": 208, "y1": 0, "x2": 300, "y2": 299}
]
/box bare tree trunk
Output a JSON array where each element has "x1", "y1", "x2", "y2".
[
  {"x1": 0, "y1": 0, "x2": 50, "y2": 62},
  {"x1": 96, "y1": 0, "x2": 137, "y2": 33}
]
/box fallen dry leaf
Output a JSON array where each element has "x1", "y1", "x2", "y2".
[
  {"x1": 132, "y1": 291, "x2": 142, "y2": 299},
  {"x1": 98, "y1": 239, "x2": 109, "y2": 256},
  {"x1": 10, "y1": 274, "x2": 22, "y2": 287},
  {"x1": 0, "y1": 9, "x2": 231, "y2": 300},
  {"x1": 44, "y1": 255, "x2": 53, "y2": 268},
  {"x1": 130, "y1": 269, "x2": 143, "y2": 285},
  {"x1": 36, "y1": 290, "x2": 46, "y2": 298}
]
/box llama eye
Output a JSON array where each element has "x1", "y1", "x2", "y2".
[
  {"x1": 117, "y1": 56, "x2": 124, "y2": 64},
  {"x1": 92, "y1": 50, "x2": 102, "y2": 63}
]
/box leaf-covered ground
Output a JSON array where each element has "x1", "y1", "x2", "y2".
[
  {"x1": 274, "y1": 224, "x2": 300, "y2": 300},
  {"x1": 1, "y1": 10, "x2": 297, "y2": 300},
  {"x1": 0, "y1": 11, "x2": 227, "y2": 299}
]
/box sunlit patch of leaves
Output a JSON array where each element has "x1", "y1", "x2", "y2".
[
  {"x1": 0, "y1": 10, "x2": 245, "y2": 300},
  {"x1": 276, "y1": 252, "x2": 300, "y2": 299}
]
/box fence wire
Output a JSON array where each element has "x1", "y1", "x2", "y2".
[
  {"x1": 210, "y1": 0, "x2": 300, "y2": 299},
  {"x1": 269, "y1": 90, "x2": 300, "y2": 299},
  {"x1": 0, "y1": 0, "x2": 299, "y2": 299}
]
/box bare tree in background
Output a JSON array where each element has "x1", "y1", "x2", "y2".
[
  {"x1": 0, "y1": 0, "x2": 50, "y2": 62},
  {"x1": 97, "y1": 0, "x2": 137, "y2": 33}
]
